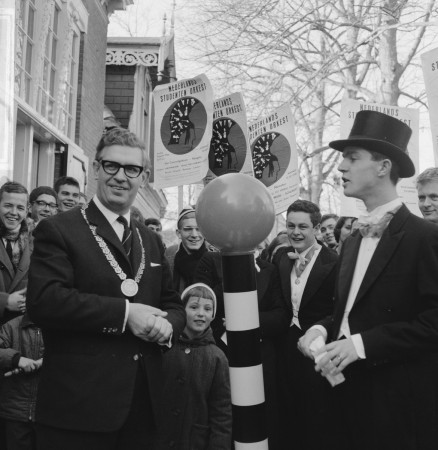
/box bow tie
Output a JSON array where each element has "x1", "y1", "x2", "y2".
[
  {"x1": 357, "y1": 205, "x2": 401, "y2": 238},
  {"x1": 287, "y1": 244, "x2": 318, "y2": 278},
  {"x1": 287, "y1": 251, "x2": 307, "y2": 265}
]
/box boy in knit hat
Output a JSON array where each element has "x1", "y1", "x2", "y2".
[{"x1": 156, "y1": 283, "x2": 231, "y2": 450}]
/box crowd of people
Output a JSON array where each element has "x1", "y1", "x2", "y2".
[{"x1": 0, "y1": 111, "x2": 437, "y2": 449}]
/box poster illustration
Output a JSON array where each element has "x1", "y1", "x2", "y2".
[
  {"x1": 339, "y1": 99, "x2": 421, "y2": 217},
  {"x1": 249, "y1": 103, "x2": 299, "y2": 214},
  {"x1": 153, "y1": 74, "x2": 213, "y2": 188},
  {"x1": 208, "y1": 92, "x2": 253, "y2": 178}
]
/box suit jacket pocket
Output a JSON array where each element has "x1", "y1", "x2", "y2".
[{"x1": 190, "y1": 423, "x2": 210, "y2": 450}]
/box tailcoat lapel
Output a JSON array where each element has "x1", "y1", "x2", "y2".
[
  {"x1": 353, "y1": 204, "x2": 408, "y2": 306},
  {"x1": 279, "y1": 246, "x2": 294, "y2": 312},
  {"x1": 300, "y1": 247, "x2": 334, "y2": 309}
]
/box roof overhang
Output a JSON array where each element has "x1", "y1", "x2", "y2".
[{"x1": 106, "y1": 37, "x2": 160, "y2": 66}]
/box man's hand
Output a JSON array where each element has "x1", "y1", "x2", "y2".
[
  {"x1": 7, "y1": 288, "x2": 27, "y2": 313},
  {"x1": 18, "y1": 356, "x2": 39, "y2": 373},
  {"x1": 315, "y1": 338, "x2": 359, "y2": 376},
  {"x1": 127, "y1": 304, "x2": 173, "y2": 343},
  {"x1": 297, "y1": 328, "x2": 325, "y2": 359}
]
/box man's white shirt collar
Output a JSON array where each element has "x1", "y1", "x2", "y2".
[
  {"x1": 366, "y1": 198, "x2": 402, "y2": 222},
  {"x1": 93, "y1": 195, "x2": 131, "y2": 227}
]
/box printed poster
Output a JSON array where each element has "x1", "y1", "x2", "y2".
[
  {"x1": 207, "y1": 92, "x2": 253, "y2": 180},
  {"x1": 339, "y1": 99, "x2": 421, "y2": 218},
  {"x1": 153, "y1": 74, "x2": 213, "y2": 188},
  {"x1": 421, "y1": 47, "x2": 438, "y2": 166},
  {"x1": 249, "y1": 103, "x2": 299, "y2": 214}
]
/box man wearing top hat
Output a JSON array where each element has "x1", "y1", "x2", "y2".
[
  {"x1": 299, "y1": 110, "x2": 438, "y2": 450},
  {"x1": 27, "y1": 128, "x2": 185, "y2": 450}
]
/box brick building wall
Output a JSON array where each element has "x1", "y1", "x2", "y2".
[
  {"x1": 75, "y1": 1, "x2": 109, "y2": 198},
  {"x1": 104, "y1": 66, "x2": 136, "y2": 129}
]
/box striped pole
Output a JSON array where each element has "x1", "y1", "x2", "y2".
[
  {"x1": 195, "y1": 172, "x2": 275, "y2": 450},
  {"x1": 222, "y1": 253, "x2": 268, "y2": 450}
]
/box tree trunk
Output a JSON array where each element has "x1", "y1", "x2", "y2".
[{"x1": 378, "y1": 0, "x2": 404, "y2": 105}]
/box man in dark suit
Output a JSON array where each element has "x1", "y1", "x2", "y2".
[
  {"x1": 274, "y1": 199, "x2": 338, "y2": 450},
  {"x1": 299, "y1": 110, "x2": 438, "y2": 450},
  {"x1": 27, "y1": 128, "x2": 186, "y2": 450}
]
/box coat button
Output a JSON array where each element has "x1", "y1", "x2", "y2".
[
  {"x1": 184, "y1": 348, "x2": 190, "y2": 354},
  {"x1": 133, "y1": 354, "x2": 139, "y2": 361}
]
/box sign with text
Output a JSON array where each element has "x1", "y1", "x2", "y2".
[
  {"x1": 153, "y1": 74, "x2": 213, "y2": 188},
  {"x1": 249, "y1": 103, "x2": 299, "y2": 214},
  {"x1": 208, "y1": 92, "x2": 253, "y2": 180},
  {"x1": 339, "y1": 99, "x2": 420, "y2": 217}
]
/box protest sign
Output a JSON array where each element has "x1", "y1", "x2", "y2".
[
  {"x1": 153, "y1": 74, "x2": 213, "y2": 188},
  {"x1": 421, "y1": 47, "x2": 438, "y2": 166},
  {"x1": 249, "y1": 103, "x2": 299, "y2": 214},
  {"x1": 208, "y1": 92, "x2": 253, "y2": 180}
]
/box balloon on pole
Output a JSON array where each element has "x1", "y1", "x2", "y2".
[{"x1": 197, "y1": 173, "x2": 275, "y2": 449}]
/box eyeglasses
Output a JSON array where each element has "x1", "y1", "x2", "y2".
[
  {"x1": 33, "y1": 200, "x2": 58, "y2": 210},
  {"x1": 98, "y1": 160, "x2": 144, "y2": 179}
]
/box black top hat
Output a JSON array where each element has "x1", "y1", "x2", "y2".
[{"x1": 329, "y1": 110, "x2": 414, "y2": 178}]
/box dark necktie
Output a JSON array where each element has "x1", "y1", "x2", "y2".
[
  {"x1": 5, "y1": 240, "x2": 13, "y2": 263},
  {"x1": 117, "y1": 216, "x2": 132, "y2": 256}
]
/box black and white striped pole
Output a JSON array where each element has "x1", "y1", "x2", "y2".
[{"x1": 197, "y1": 173, "x2": 275, "y2": 450}]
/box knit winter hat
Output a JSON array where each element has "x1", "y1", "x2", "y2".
[
  {"x1": 181, "y1": 282, "x2": 217, "y2": 319},
  {"x1": 177, "y1": 208, "x2": 196, "y2": 228}
]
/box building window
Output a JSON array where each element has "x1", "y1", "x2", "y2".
[
  {"x1": 59, "y1": 30, "x2": 79, "y2": 138},
  {"x1": 37, "y1": 3, "x2": 59, "y2": 123},
  {"x1": 15, "y1": 0, "x2": 35, "y2": 103}
]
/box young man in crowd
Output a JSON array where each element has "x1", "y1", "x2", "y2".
[
  {"x1": 28, "y1": 186, "x2": 58, "y2": 228},
  {"x1": 320, "y1": 213, "x2": 339, "y2": 249},
  {"x1": 53, "y1": 176, "x2": 80, "y2": 212},
  {"x1": 417, "y1": 167, "x2": 438, "y2": 225},
  {"x1": 27, "y1": 128, "x2": 185, "y2": 450},
  {"x1": 299, "y1": 110, "x2": 438, "y2": 450},
  {"x1": 274, "y1": 199, "x2": 338, "y2": 450},
  {"x1": 165, "y1": 208, "x2": 208, "y2": 293},
  {"x1": 0, "y1": 182, "x2": 30, "y2": 324}
]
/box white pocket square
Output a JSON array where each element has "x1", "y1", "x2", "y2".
[{"x1": 150, "y1": 262, "x2": 161, "y2": 267}]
